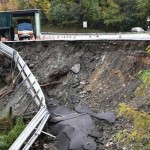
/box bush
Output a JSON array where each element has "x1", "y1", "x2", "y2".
[
  {"x1": 116, "y1": 103, "x2": 150, "y2": 150},
  {"x1": 116, "y1": 45, "x2": 150, "y2": 149},
  {"x1": 0, "y1": 117, "x2": 25, "y2": 150}
]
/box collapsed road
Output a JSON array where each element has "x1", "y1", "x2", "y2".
[
  {"x1": 0, "y1": 40, "x2": 150, "y2": 149},
  {"x1": 0, "y1": 42, "x2": 50, "y2": 150}
]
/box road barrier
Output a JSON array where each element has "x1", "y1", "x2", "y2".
[{"x1": 0, "y1": 42, "x2": 50, "y2": 150}]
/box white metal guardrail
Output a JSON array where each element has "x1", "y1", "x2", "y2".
[
  {"x1": 0, "y1": 42, "x2": 50, "y2": 150},
  {"x1": 41, "y1": 32, "x2": 146, "y2": 35}
]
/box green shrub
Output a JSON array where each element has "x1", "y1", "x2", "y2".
[
  {"x1": 116, "y1": 103, "x2": 150, "y2": 150},
  {"x1": 116, "y1": 46, "x2": 150, "y2": 149},
  {"x1": 146, "y1": 45, "x2": 150, "y2": 54},
  {"x1": 138, "y1": 70, "x2": 150, "y2": 84},
  {"x1": 136, "y1": 70, "x2": 150, "y2": 99},
  {"x1": 0, "y1": 117, "x2": 13, "y2": 135},
  {"x1": 0, "y1": 117, "x2": 25, "y2": 150}
]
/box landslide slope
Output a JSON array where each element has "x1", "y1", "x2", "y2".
[
  {"x1": 8, "y1": 40, "x2": 150, "y2": 111},
  {"x1": 5, "y1": 40, "x2": 150, "y2": 149}
]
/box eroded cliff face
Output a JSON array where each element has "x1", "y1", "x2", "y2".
[
  {"x1": 1, "y1": 40, "x2": 150, "y2": 149},
  {"x1": 7, "y1": 40, "x2": 150, "y2": 111}
]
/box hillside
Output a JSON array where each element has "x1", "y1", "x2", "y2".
[{"x1": 0, "y1": 40, "x2": 150, "y2": 149}]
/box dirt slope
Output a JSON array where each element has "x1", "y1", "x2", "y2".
[
  {"x1": 8, "y1": 40, "x2": 150, "y2": 109},
  {"x1": 3, "y1": 40, "x2": 150, "y2": 149}
]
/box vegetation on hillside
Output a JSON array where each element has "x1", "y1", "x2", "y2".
[
  {"x1": 0, "y1": 0, "x2": 149, "y2": 31},
  {"x1": 116, "y1": 45, "x2": 150, "y2": 149},
  {"x1": 0, "y1": 116, "x2": 25, "y2": 150},
  {"x1": 116, "y1": 103, "x2": 150, "y2": 150}
]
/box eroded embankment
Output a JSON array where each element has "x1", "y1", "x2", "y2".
[
  {"x1": 6, "y1": 40, "x2": 150, "y2": 110},
  {"x1": 1, "y1": 40, "x2": 150, "y2": 149}
]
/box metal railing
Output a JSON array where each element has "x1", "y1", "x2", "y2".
[
  {"x1": 41, "y1": 31, "x2": 146, "y2": 35},
  {"x1": 0, "y1": 42, "x2": 50, "y2": 150}
]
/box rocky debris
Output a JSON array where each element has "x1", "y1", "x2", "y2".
[
  {"x1": 71, "y1": 64, "x2": 80, "y2": 74},
  {"x1": 105, "y1": 142, "x2": 116, "y2": 149},
  {"x1": 4, "y1": 73, "x2": 13, "y2": 85},
  {"x1": 0, "y1": 54, "x2": 13, "y2": 84},
  {"x1": 44, "y1": 65, "x2": 70, "y2": 84},
  {"x1": 29, "y1": 63, "x2": 35, "y2": 68}
]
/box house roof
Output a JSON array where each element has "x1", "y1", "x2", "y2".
[{"x1": 0, "y1": 9, "x2": 40, "y2": 17}]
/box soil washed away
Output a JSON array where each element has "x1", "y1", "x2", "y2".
[{"x1": 0, "y1": 40, "x2": 150, "y2": 150}]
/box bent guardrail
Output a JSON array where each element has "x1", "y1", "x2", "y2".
[{"x1": 0, "y1": 42, "x2": 50, "y2": 150}]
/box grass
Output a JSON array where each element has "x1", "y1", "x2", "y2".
[{"x1": 0, "y1": 117, "x2": 25, "y2": 150}]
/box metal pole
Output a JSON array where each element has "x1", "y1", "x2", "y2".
[
  {"x1": 23, "y1": 89, "x2": 40, "y2": 114},
  {"x1": 11, "y1": 73, "x2": 32, "y2": 98},
  {"x1": 17, "y1": 81, "x2": 36, "y2": 104},
  {"x1": 12, "y1": 64, "x2": 26, "y2": 85}
]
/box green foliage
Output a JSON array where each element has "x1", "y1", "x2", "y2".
[
  {"x1": 138, "y1": 70, "x2": 150, "y2": 84},
  {"x1": 36, "y1": 0, "x2": 52, "y2": 22},
  {"x1": 115, "y1": 0, "x2": 138, "y2": 31},
  {"x1": 137, "y1": 0, "x2": 150, "y2": 18},
  {"x1": 102, "y1": 2, "x2": 124, "y2": 30},
  {"x1": 146, "y1": 45, "x2": 150, "y2": 55},
  {"x1": 51, "y1": 3, "x2": 67, "y2": 26},
  {"x1": 0, "y1": 117, "x2": 25, "y2": 150},
  {"x1": 82, "y1": 0, "x2": 101, "y2": 27},
  {"x1": 1, "y1": 0, "x2": 149, "y2": 30},
  {"x1": 136, "y1": 59, "x2": 150, "y2": 97},
  {"x1": 0, "y1": 116, "x2": 13, "y2": 135},
  {"x1": 116, "y1": 103, "x2": 150, "y2": 149},
  {"x1": 116, "y1": 49, "x2": 150, "y2": 149}
]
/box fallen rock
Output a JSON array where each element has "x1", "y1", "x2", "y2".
[
  {"x1": 80, "y1": 81, "x2": 86, "y2": 85},
  {"x1": 71, "y1": 64, "x2": 80, "y2": 74}
]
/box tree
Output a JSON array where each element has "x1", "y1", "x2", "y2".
[
  {"x1": 81, "y1": 0, "x2": 101, "y2": 27},
  {"x1": 17, "y1": 0, "x2": 51, "y2": 25},
  {"x1": 115, "y1": 0, "x2": 138, "y2": 31},
  {"x1": 51, "y1": 0, "x2": 67, "y2": 26},
  {"x1": 0, "y1": 0, "x2": 19, "y2": 11},
  {"x1": 137, "y1": 0, "x2": 150, "y2": 18},
  {"x1": 64, "y1": 1, "x2": 82, "y2": 27},
  {"x1": 136, "y1": 0, "x2": 150, "y2": 28},
  {"x1": 35, "y1": 0, "x2": 51, "y2": 22},
  {"x1": 102, "y1": 1, "x2": 124, "y2": 31},
  {"x1": 116, "y1": 103, "x2": 150, "y2": 150}
]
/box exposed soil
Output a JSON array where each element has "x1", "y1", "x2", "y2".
[{"x1": 1, "y1": 40, "x2": 150, "y2": 149}]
